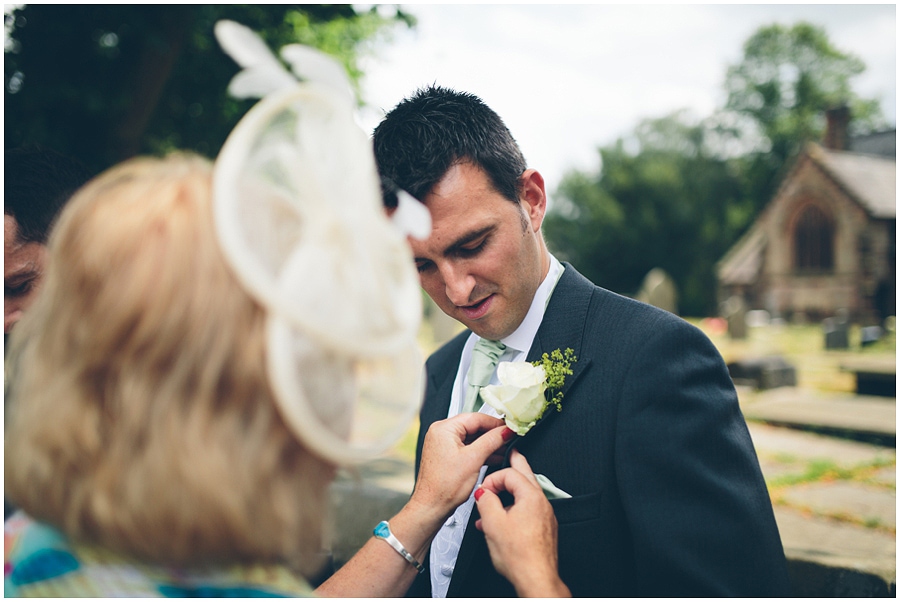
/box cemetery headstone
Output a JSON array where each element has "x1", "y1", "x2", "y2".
[
  {"x1": 722, "y1": 295, "x2": 747, "y2": 340},
  {"x1": 727, "y1": 356, "x2": 797, "y2": 390},
  {"x1": 860, "y1": 326, "x2": 884, "y2": 347},
  {"x1": 823, "y1": 312, "x2": 850, "y2": 350},
  {"x1": 635, "y1": 268, "x2": 678, "y2": 315}
]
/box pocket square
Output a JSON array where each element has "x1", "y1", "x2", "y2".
[{"x1": 535, "y1": 473, "x2": 572, "y2": 499}]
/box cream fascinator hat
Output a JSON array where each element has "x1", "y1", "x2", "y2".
[{"x1": 213, "y1": 21, "x2": 430, "y2": 465}]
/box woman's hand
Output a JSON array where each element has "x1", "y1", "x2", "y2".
[
  {"x1": 474, "y1": 449, "x2": 571, "y2": 598},
  {"x1": 316, "y1": 413, "x2": 513, "y2": 598},
  {"x1": 409, "y1": 413, "x2": 514, "y2": 521}
]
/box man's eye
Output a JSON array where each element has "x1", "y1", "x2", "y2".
[
  {"x1": 5, "y1": 280, "x2": 33, "y2": 298},
  {"x1": 416, "y1": 261, "x2": 434, "y2": 274},
  {"x1": 459, "y1": 239, "x2": 487, "y2": 257}
]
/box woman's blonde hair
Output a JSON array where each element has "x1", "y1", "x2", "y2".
[{"x1": 5, "y1": 154, "x2": 332, "y2": 573}]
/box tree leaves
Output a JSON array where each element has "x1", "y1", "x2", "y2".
[{"x1": 4, "y1": 5, "x2": 411, "y2": 174}]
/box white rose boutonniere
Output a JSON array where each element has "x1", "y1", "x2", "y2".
[
  {"x1": 480, "y1": 362, "x2": 547, "y2": 436},
  {"x1": 480, "y1": 348, "x2": 577, "y2": 436}
]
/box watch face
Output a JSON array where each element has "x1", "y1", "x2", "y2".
[{"x1": 374, "y1": 521, "x2": 390, "y2": 538}]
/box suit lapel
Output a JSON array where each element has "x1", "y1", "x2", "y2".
[
  {"x1": 422, "y1": 364, "x2": 456, "y2": 429},
  {"x1": 527, "y1": 263, "x2": 594, "y2": 363},
  {"x1": 522, "y1": 263, "x2": 595, "y2": 433},
  {"x1": 449, "y1": 264, "x2": 596, "y2": 595}
]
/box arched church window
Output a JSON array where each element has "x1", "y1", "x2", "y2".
[{"x1": 794, "y1": 204, "x2": 834, "y2": 272}]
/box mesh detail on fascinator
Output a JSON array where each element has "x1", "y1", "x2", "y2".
[{"x1": 213, "y1": 21, "x2": 429, "y2": 464}]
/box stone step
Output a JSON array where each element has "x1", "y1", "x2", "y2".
[
  {"x1": 740, "y1": 387, "x2": 896, "y2": 444},
  {"x1": 747, "y1": 421, "x2": 896, "y2": 597},
  {"x1": 776, "y1": 508, "x2": 896, "y2": 596}
]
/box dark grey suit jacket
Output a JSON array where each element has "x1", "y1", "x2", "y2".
[{"x1": 408, "y1": 264, "x2": 791, "y2": 597}]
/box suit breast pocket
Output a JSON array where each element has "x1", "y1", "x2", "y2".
[
  {"x1": 550, "y1": 491, "x2": 601, "y2": 525},
  {"x1": 551, "y1": 491, "x2": 611, "y2": 595}
]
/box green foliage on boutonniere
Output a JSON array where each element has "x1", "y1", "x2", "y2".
[
  {"x1": 481, "y1": 348, "x2": 578, "y2": 437},
  {"x1": 533, "y1": 347, "x2": 577, "y2": 411}
]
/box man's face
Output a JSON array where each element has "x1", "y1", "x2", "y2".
[
  {"x1": 409, "y1": 162, "x2": 549, "y2": 341},
  {"x1": 5, "y1": 215, "x2": 48, "y2": 333}
]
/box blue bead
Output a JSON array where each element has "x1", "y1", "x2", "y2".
[{"x1": 373, "y1": 521, "x2": 390, "y2": 538}]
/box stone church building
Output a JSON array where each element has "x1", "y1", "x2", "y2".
[{"x1": 716, "y1": 108, "x2": 895, "y2": 324}]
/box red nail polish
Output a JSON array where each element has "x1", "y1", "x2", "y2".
[
  {"x1": 501, "y1": 427, "x2": 516, "y2": 441},
  {"x1": 474, "y1": 487, "x2": 485, "y2": 501}
]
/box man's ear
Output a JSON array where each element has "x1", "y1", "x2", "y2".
[{"x1": 519, "y1": 169, "x2": 547, "y2": 232}]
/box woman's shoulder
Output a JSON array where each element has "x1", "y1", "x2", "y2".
[{"x1": 4, "y1": 512, "x2": 314, "y2": 597}]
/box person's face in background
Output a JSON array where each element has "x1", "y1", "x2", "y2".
[{"x1": 5, "y1": 215, "x2": 48, "y2": 333}]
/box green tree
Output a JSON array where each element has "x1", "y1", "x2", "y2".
[
  {"x1": 544, "y1": 111, "x2": 746, "y2": 316},
  {"x1": 724, "y1": 21, "x2": 886, "y2": 208},
  {"x1": 5, "y1": 5, "x2": 413, "y2": 174}
]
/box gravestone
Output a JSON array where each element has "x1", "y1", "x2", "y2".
[
  {"x1": 823, "y1": 311, "x2": 850, "y2": 350},
  {"x1": 721, "y1": 295, "x2": 747, "y2": 340},
  {"x1": 860, "y1": 326, "x2": 884, "y2": 347},
  {"x1": 727, "y1": 356, "x2": 797, "y2": 390},
  {"x1": 635, "y1": 268, "x2": 678, "y2": 315}
]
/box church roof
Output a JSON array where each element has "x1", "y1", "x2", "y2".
[
  {"x1": 849, "y1": 129, "x2": 896, "y2": 157},
  {"x1": 809, "y1": 143, "x2": 896, "y2": 219}
]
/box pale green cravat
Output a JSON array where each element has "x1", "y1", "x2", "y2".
[{"x1": 462, "y1": 338, "x2": 507, "y2": 413}]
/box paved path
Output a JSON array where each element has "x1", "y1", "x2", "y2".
[
  {"x1": 741, "y1": 387, "x2": 895, "y2": 595},
  {"x1": 742, "y1": 387, "x2": 895, "y2": 440},
  {"x1": 746, "y1": 421, "x2": 895, "y2": 595}
]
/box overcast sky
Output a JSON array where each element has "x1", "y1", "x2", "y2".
[{"x1": 357, "y1": 4, "x2": 896, "y2": 200}]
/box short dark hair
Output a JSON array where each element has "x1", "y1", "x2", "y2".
[
  {"x1": 5, "y1": 146, "x2": 92, "y2": 244},
  {"x1": 373, "y1": 86, "x2": 527, "y2": 208}
]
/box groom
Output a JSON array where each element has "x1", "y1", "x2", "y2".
[{"x1": 373, "y1": 86, "x2": 791, "y2": 597}]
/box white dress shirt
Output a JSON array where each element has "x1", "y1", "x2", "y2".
[{"x1": 428, "y1": 254, "x2": 564, "y2": 597}]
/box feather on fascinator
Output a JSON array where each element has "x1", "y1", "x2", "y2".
[{"x1": 213, "y1": 20, "x2": 429, "y2": 464}]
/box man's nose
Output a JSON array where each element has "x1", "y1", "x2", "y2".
[{"x1": 440, "y1": 264, "x2": 475, "y2": 307}]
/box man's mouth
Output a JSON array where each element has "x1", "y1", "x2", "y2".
[{"x1": 459, "y1": 294, "x2": 494, "y2": 320}]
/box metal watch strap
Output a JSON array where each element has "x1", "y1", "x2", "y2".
[{"x1": 373, "y1": 520, "x2": 425, "y2": 573}]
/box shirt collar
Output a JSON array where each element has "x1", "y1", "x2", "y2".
[{"x1": 498, "y1": 254, "x2": 564, "y2": 353}]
